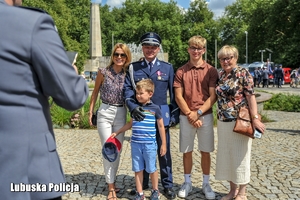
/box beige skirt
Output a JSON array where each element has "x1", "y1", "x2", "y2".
[{"x1": 215, "y1": 120, "x2": 252, "y2": 184}]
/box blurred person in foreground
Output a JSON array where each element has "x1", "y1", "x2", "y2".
[
  {"x1": 0, "y1": 0, "x2": 89, "y2": 199},
  {"x1": 215, "y1": 45, "x2": 265, "y2": 200},
  {"x1": 89, "y1": 43, "x2": 132, "y2": 200},
  {"x1": 173, "y1": 35, "x2": 218, "y2": 199}
]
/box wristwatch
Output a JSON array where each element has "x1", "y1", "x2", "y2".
[
  {"x1": 253, "y1": 114, "x2": 259, "y2": 119},
  {"x1": 197, "y1": 109, "x2": 203, "y2": 116}
]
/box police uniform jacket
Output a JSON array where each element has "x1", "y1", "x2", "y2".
[
  {"x1": 123, "y1": 59, "x2": 175, "y2": 120},
  {"x1": 0, "y1": 1, "x2": 89, "y2": 199}
]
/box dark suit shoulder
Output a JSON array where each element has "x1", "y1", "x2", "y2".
[
  {"x1": 131, "y1": 60, "x2": 143, "y2": 65},
  {"x1": 17, "y1": 6, "x2": 49, "y2": 14}
]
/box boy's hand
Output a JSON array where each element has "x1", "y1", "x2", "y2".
[
  {"x1": 160, "y1": 144, "x2": 167, "y2": 157},
  {"x1": 187, "y1": 111, "x2": 198, "y2": 124},
  {"x1": 192, "y1": 119, "x2": 202, "y2": 128},
  {"x1": 111, "y1": 132, "x2": 117, "y2": 138}
]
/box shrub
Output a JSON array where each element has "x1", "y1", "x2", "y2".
[
  {"x1": 50, "y1": 101, "x2": 74, "y2": 128},
  {"x1": 50, "y1": 96, "x2": 100, "y2": 129},
  {"x1": 264, "y1": 93, "x2": 300, "y2": 112}
]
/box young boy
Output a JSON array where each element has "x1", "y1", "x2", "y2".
[{"x1": 111, "y1": 79, "x2": 166, "y2": 200}]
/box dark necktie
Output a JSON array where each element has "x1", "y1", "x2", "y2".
[{"x1": 149, "y1": 62, "x2": 153, "y2": 72}]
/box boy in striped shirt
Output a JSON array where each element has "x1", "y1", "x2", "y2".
[{"x1": 111, "y1": 79, "x2": 166, "y2": 200}]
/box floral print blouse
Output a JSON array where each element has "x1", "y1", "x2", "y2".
[
  {"x1": 99, "y1": 66, "x2": 126, "y2": 105},
  {"x1": 216, "y1": 67, "x2": 254, "y2": 121}
]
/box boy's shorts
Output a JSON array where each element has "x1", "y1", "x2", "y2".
[
  {"x1": 179, "y1": 114, "x2": 214, "y2": 153},
  {"x1": 131, "y1": 141, "x2": 157, "y2": 173}
]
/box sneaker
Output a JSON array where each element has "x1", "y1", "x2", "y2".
[
  {"x1": 132, "y1": 193, "x2": 145, "y2": 200},
  {"x1": 178, "y1": 182, "x2": 192, "y2": 198},
  {"x1": 202, "y1": 183, "x2": 215, "y2": 199},
  {"x1": 150, "y1": 189, "x2": 160, "y2": 200}
]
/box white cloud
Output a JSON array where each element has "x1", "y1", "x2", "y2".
[
  {"x1": 91, "y1": 0, "x2": 102, "y2": 4},
  {"x1": 208, "y1": 0, "x2": 236, "y2": 18},
  {"x1": 100, "y1": 0, "x2": 236, "y2": 18}
]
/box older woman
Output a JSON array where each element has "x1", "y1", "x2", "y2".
[
  {"x1": 215, "y1": 45, "x2": 265, "y2": 200},
  {"x1": 89, "y1": 43, "x2": 132, "y2": 200}
]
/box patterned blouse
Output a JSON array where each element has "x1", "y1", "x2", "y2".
[
  {"x1": 99, "y1": 66, "x2": 126, "y2": 105},
  {"x1": 216, "y1": 67, "x2": 254, "y2": 121}
]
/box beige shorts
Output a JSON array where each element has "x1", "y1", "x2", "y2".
[{"x1": 179, "y1": 114, "x2": 214, "y2": 153}]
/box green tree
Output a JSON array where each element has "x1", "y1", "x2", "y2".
[
  {"x1": 183, "y1": 0, "x2": 218, "y2": 67},
  {"x1": 101, "y1": 0, "x2": 185, "y2": 69},
  {"x1": 218, "y1": 0, "x2": 300, "y2": 67}
]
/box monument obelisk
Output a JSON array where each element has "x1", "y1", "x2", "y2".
[
  {"x1": 90, "y1": 3, "x2": 102, "y2": 58},
  {"x1": 84, "y1": 2, "x2": 104, "y2": 72}
]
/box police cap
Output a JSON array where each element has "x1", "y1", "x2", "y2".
[{"x1": 140, "y1": 32, "x2": 161, "y2": 46}]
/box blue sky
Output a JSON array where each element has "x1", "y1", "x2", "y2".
[{"x1": 91, "y1": 0, "x2": 236, "y2": 18}]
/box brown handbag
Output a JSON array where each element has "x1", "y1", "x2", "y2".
[{"x1": 233, "y1": 105, "x2": 261, "y2": 139}]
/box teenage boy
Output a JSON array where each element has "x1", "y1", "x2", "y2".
[
  {"x1": 112, "y1": 79, "x2": 166, "y2": 200},
  {"x1": 173, "y1": 35, "x2": 218, "y2": 199}
]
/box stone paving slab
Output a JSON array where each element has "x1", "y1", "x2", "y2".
[{"x1": 56, "y1": 110, "x2": 300, "y2": 200}]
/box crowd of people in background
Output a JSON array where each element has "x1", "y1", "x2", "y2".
[{"x1": 252, "y1": 61, "x2": 300, "y2": 89}]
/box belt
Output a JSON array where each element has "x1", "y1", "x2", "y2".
[{"x1": 102, "y1": 101, "x2": 124, "y2": 107}]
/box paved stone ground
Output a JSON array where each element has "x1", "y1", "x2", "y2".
[{"x1": 56, "y1": 108, "x2": 300, "y2": 200}]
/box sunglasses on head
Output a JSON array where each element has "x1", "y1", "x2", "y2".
[{"x1": 113, "y1": 53, "x2": 127, "y2": 58}]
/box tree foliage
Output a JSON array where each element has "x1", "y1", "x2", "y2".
[
  {"x1": 219, "y1": 0, "x2": 300, "y2": 67},
  {"x1": 22, "y1": 0, "x2": 300, "y2": 71}
]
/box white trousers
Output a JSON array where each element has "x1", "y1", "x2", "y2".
[{"x1": 97, "y1": 103, "x2": 127, "y2": 183}]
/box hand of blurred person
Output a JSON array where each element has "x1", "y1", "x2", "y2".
[{"x1": 72, "y1": 64, "x2": 78, "y2": 74}]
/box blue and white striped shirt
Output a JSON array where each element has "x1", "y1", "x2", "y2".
[{"x1": 131, "y1": 102, "x2": 162, "y2": 143}]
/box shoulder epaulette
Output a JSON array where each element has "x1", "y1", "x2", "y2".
[
  {"x1": 17, "y1": 6, "x2": 58, "y2": 32},
  {"x1": 159, "y1": 60, "x2": 172, "y2": 65},
  {"x1": 17, "y1": 6, "x2": 49, "y2": 14}
]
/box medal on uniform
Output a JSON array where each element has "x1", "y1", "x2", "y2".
[{"x1": 157, "y1": 71, "x2": 162, "y2": 80}]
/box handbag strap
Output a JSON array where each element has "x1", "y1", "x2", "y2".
[{"x1": 229, "y1": 96, "x2": 248, "y2": 111}]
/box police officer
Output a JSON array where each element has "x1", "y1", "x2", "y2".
[
  {"x1": 0, "y1": 0, "x2": 88, "y2": 200},
  {"x1": 123, "y1": 32, "x2": 177, "y2": 199}
]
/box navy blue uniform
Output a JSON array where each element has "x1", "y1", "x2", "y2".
[{"x1": 123, "y1": 59, "x2": 175, "y2": 189}]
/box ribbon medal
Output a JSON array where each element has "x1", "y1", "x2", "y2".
[{"x1": 157, "y1": 71, "x2": 162, "y2": 80}]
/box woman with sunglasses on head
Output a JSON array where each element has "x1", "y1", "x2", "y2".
[
  {"x1": 215, "y1": 45, "x2": 265, "y2": 200},
  {"x1": 89, "y1": 43, "x2": 132, "y2": 200}
]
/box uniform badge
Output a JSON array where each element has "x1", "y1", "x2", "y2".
[{"x1": 165, "y1": 112, "x2": 169, "y2": 119}]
